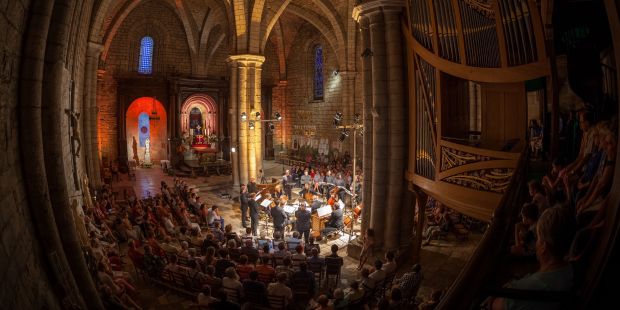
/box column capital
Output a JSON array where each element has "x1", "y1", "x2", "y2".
[
  {"x1": 352, "y1": 0, "x2": 404, "y2": 22},
  {"x1": 87, "y1": 41, "x2": 104, "y2": 54},
  {"x1": 227, "y1": 54, "x2": 266, "y2": 66}
]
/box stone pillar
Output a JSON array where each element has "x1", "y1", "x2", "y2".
[
  {"x1": 85, "y1": 42, "x2": 103, "y2": 188},
  {"x1": 359, "y1": 16, "x2": 374, "y2": 235},
  {"x1": 273, "y1": 80, "x2": 288, "y2": 150},
  {"x1": 353, "y1": 0, "x2": 406, "y2": 251},
  {"x1": 228, "y1": 55, "x2": 266, "y2": 185},
  {"x1": 384, "y1": 8, "x2": 406, "y2": 251},
  {"x1": 229, "y1": 63, "x2": 240, "y2": 186}
]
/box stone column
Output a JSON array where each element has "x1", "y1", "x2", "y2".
[
  {"x1": 85, "y1": 42, "x2": 103, "y2": 188},
  {"x1": 384, "y1": 8, "x2": 406, "y2": 250},
  {"x1": 353, "y1": 0, "x2": 406, "y2": 251},
  {"x1": 359, "y1": 16, "x2": 374, "y2": 235},
  {"x1": 229, "y1": 63, "x2": 240, "y2": 186},
  {"x1": 228, "y1": 55, "x2": 266, "y2": 185}
]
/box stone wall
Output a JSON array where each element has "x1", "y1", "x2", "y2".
[
  {"x1": 0, "y1": 0, "x2": 63, "y2": 308},
  {"x1": 282, "y1": 23, "x2": 349, "y2": 155}
]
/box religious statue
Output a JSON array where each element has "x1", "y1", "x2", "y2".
[
  {"x1": 66, "y1": 109, "x2": 81, "y2": 157},
  {"x1": 194, "y1": 124, "x2": 202, "y2": 136},
  {"x1": 144, "y1": 138, "x2": 152, "y2": 165},
  {"x1": 132, "y1": 136, "x2": 140, "y2": 164}
]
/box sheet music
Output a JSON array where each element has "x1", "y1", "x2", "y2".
[
  {"x1": 283, "y1": 205, "x2": 298, "y2": 213},
  {"x1": 316, "y1": 205, "x2": 333, "y2": 217},
  {"x1": 254, "y1": 194, "x2": 262, "y2": 201},
  {"x1": 260, "y1": 199, "x2": 272, "y2": 207}
]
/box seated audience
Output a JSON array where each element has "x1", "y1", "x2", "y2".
[
  {"x1": 489, "y1": 207, "x2": 576, "y2": 310},
  {"x1": 243, "y1": 271, "x2": 267, "y2": 304},
  {"x1": 268, "y1": 272, "x2": 293, "y2": 307},
  {"x1": 222, "y1": 267, "x2": 243, "y2": 302},
  {"x1": 197, "y1": 285, "x2": 215, "y2": 307},
  {"x1": 383, "y1": 250, "x2": 397, "y2": 275},
  {"x1": 510, "y1": 203, "x2": 539, "y2": 257},
  {"x1": 369, "y1": 259, "x2": 386, "y2": 284},
  {"x1": 395, "y1": 263, "x2": 423, "y2": 298}
]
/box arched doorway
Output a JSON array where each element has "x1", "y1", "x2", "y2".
[
  {"x1": 126, "y1": 97, "x2": 167, "y2": 163},
  {"x1": 181, "y1": 93, "x2": 218, "y2": 145}
]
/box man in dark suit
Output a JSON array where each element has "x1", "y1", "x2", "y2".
[
  {"x1": 321, "y1": 206, "x2": 343, "y2": 238},
  {"x1": 295, "y1": 203, "x2": 312, "y2": 243},
  {"x1": 249, "y1": 193, "x2": 260, "y2": 236},
  {"x1": 282, "y1": 170, "x2": 293, "y2": 199},
  {"x1": 248, "y1": 177, "x2": 258, "y2": 195},
  {"x1": 240, "y1": 184, "x2": 249, "y2": 228},
  {"x1": 271, "y1": 202, "x2": 288, "y2": 239}
]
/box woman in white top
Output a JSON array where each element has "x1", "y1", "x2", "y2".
[{"x1": 222, "y1": 267, "x2": 243, "y2": 303}]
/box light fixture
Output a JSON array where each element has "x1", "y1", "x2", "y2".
[
  {"x1": 333, "y1": 69, "x2": 339, "y2": 76},
  {"x1": 255, "y1": 112, "x2": 261, "y2": 120},
  {"x1": 231, "y1": 147, "x2": 236, "y2": 153},
  {"x1": 249, "y1": 121, "x2": 255, "y2": 130},
  {"x1": 241, "y1": 112, "x2": 247, "y2": 121},
  {"x1": 343, "y1": 129, "x2": 350, "y2": 137},
  {"x1": 269, "y1": 123, "x2": 275, "y2": 131},
  {"x1": 274, "y1": 112, "x2": 282, "y2": 121},
  {"x1": 334, "y1": 112, "x2": 343, "y2": 127},
  {"x1": 339, "y1": 132, "x2": 346, "y2": 142}
]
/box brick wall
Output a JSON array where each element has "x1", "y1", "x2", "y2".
[
  {"x1": 97, "y1": 73, "x2": 119, "y2": 161},
  {"x1": 0, "y1": 0, "x2": 62, "y2": 308}
]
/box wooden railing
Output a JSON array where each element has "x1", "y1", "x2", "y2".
[{"x1": 436, "y1": 149, "x2": 528, "y2": 309}]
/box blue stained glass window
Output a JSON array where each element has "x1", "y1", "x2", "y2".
[
  {"x1": 314, "y1": 46, "x2": 324, "y2": 100},
  {"x1": 138, "y1": 36, "x2": 154, "y2": 74}
]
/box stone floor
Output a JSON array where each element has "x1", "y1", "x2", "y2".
[{"x1": 110, "y1": 160, "x2": 482, "y2": 309}]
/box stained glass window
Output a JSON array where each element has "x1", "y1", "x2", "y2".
[
  {"x1": 138, "y1": 36, "x2": 154, "y2": 74},
  {"x1": 138, "y1": 112, "x2": 150, "y2": 147},
  {"x1": 313, "y1": 45, "x2": 324, "y2": 100}
]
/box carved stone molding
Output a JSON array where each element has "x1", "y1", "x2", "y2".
[{"x1": 440, "y1": 146, "x2": 494, "y2": 171}]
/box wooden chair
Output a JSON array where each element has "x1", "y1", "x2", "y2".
[
  {"x1": 324, "y1": 257, "x2": 342, "y2": 289},
  {"x1": 266, "y1": 294, "x2": 286, "y2": 310},
  {"x1": 222, "y1": 286, "x2": 241, "y2": 304},
  {"x1": 307, "y1": 261, "x2": 325, "y2": 288}
]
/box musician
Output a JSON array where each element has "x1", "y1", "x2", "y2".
[
  {"x1": 273, "y1": 184, "x2": 283, "y2": 199},
  {"x1": 249, "y1": 193, "x2": 260, "y2": 236},
  {"x1": 248, "y1": 177, "x2": 258, "y2": 195},
  {"x1": 271, "y1": 201, "x2": 288, "y2": 239},
  {"x1": 300, "y1": 183, "x2": 318, "y2": 201},
  {"x1": 321, "y1": 205, "x2": 344, "y2": 238},
  {"x1": 325, "y1": 170, "x2": 335, "y2": 185},
  {"x1": 300, "y1": 170, "x2": 312, "y2": 188},
  {"x1": 240, "y1": 184, "x2": 249, "y2": 228},
  {"x1": 310, "y1": 195, "x2": 323, "y2": 212},
  {"x1": 282, "y1": 170, "x2": 293, "y2": 199},
  {"x1": 295, "y1": 203, "x2": 312, "y2": 243}
]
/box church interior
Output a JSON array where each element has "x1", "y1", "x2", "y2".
[{"x1": 1, "y1": 0, "x2": 620, "y2": 309}]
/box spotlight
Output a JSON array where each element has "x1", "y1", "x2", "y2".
[
  {"x1": 231, "y1": 147, "x2": 236, "y2": 153},
  {"x1": 241, "y1": 112, "x2": 247, "y2": 121},
  {"x1": 269, "y1": 123, "x2": 275, "y2": 131},
  {"x1": 255, "y1": 112, "x2": 261, "y2": 120},
  {"x1": 249, "y1": 121, "x2": 255, "y2": 130},
  {"x1": 333, "y1": 112, "x2": 343, "y2": 127},
  {"x1": 354, "y1": 113, "x2": 361, "y2": 124},
  {"x1": 274, "y1": 112, "x2": 282, "y2": 121}
]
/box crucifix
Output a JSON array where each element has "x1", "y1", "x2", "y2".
[{"x1": 65, "y1": 79, "x2": 80, "y2": 190}]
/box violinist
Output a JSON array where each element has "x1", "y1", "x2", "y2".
[{"x1": 271, "y1": 201, "x2": 288, "y2": 239}]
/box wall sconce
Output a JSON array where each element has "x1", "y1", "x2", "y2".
[
  {"x1": 255, "y1": 112, "x2": 261, "y2": 120},
  {"x1": 274, "y1": 112, "x2": 282, "y2": 121},
  {"x1": 249, "y1": 121, "x2": 255, "y2": 130},
  {"x1": 231, "y1": 147, "x2": 236, "y2": 153},
  {"x1": 333, "y1": 69, "x2": 339, "y2": 76},
  {"x1": 241, "y1": 112, "x2": 247, "y2": 121}
]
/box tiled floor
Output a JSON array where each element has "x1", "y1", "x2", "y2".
[{"x1": 111, "y1": 161, "x2": 482, "y2": 308}]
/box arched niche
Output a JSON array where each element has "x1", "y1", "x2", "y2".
[
  {"x1": 125, "y1": 97, "x2": 167, "y2": 163},
  {"x1": 180, "y1": 94, "x2": 218, "y2": 138}
]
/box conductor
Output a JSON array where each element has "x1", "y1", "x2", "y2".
[
  {"x1": 282, "y1": 170, "x2": 293, "y2": 199},
  {"x1": 295, "y1": 203, "x2": 312, "y2": 243}
]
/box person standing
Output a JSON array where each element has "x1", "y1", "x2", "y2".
[
  {"x1": 295, "y1": 203, "x2": 312, "y2": 243},
  {"x1": 239, "y1": 184, "x2": 249, "y2": 228},
  {"x1": 249, "y1": 193, "x2": 260, "y2": 236},
  {"x1": 282, "y1": 170, "x2": 293, "y2": 199},
  {"x1": 271, "y1": 201, "x2": 288, "y2": 239},
  {"x1": 248, "y1": 177, "x2": 258, "y2": 195}
]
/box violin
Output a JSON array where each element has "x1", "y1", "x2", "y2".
[{"x1": 353, "y1": 203, "x2": 363, "y2": 219}]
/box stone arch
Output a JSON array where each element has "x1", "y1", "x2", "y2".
[
  {"x1": 126, "y1": 97, "x2": 168, "y2": 162},
  {"x1": 180, "y1": 94, "x2": 219, "y2": 137}
]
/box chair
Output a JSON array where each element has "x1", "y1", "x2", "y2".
[
  {"x1": 307, "y1": 261, "x2": 325, "y2": 288},
  {"x1": 244, "y1": 288, "x2": 266, "y2": 306},
  {"x1": 222, "y1": 286, "x2": 241, "y2": 304},
  {"x1": 324, "y1": 257, "x2": 343, "y2": 289},
  {"x1": 287, "y1": 241, "x2": 300, "y2": 252},
  {"x1": 267, "y1": 294, "x2": 286, "y2": 310}
]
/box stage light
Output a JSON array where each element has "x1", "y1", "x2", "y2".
[
  {"x1": 269, "y1": 123, "x2": 275, "y2": 131},
  {"x1": 241, "y1": 112, "x2": 247, "y2": 121},
  {"x1": 274, "y1": 112, "x2": 282, "y2": 121},
  {"x1": 334, "y1": 112, "x2": 343, "y2": 127},
  {"x1": 249, "y1": 121, "x2": 255, "y2": 130},
  {"x1": 255, "y1": 112, "x2": 261, "y2": 120},
  {"x1": 354, "y1": 113, "x2": 361, "y2": 124},
  {"x1": 231, "y1": 147, "x2": 236, "y2": 153}
]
